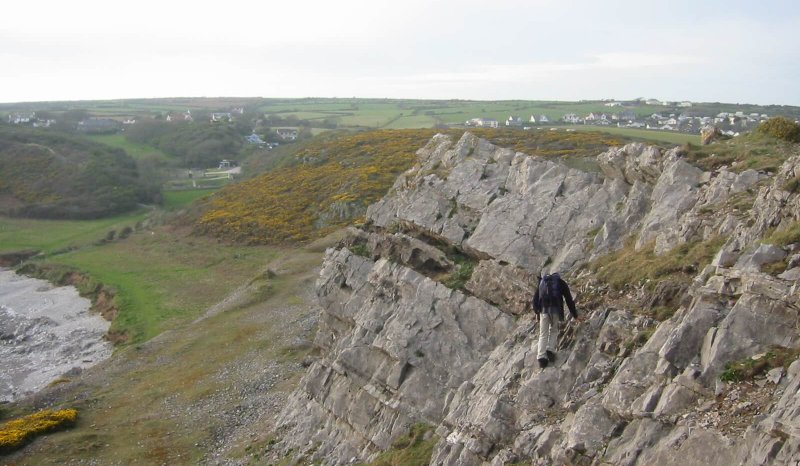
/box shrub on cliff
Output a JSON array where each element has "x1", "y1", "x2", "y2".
[{"x1": 756, "y1": 116, "x2": 800, "y2": 143}]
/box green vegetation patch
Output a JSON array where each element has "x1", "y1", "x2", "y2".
[
  {"x1": 591, "y1": 236, "x2": 725, "y2": 292},
  {"x1": 125, "y1": 121, "x2": 244, "y2": 168},
  {"x1": 763, "y1": 221, "x2": 800, "y2": 247},
  {"x1": 0, "y1": 409, "x2": 78, "y2": 453},
  {"x1": 43, "y1": 230, "x2": 278, "y2": 344},
  {"x1": 442, "y1": 255, "x2": 477, "y2": 291},
  {"x1": 0, "y1": 126, "x2": 154, "y2": 219},
  {"x1": 197, "y1": 129, "x2": 443, "y2": 244},
  {"x1": 682, "y1": 131, "x2": 799, "y2": 173},
  {"x1": 470, "y1": 128, "x2": 628, "y2": 158},
  {"x1": 162, "y1": 189, "x2": 217, "y2": 210},
  {"x1": 358, "y1": 424, "x2": 438, "y2": 466},
  {"x1": 0, "y1": 211, "x2": 146, "y2": 254},
  {"x1": 756, "y1": 116, "x2": 800, "y2": 143},
  {"x1": 720, "y1": 347, "x2": 800, "y2": 382},
  {"x1": 588, "y1": 237, "x2": 724, "y2": 320}
]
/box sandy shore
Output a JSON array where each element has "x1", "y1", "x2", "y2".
[{"x1": 0, "y1": 268, "x2": 112, "y2": 403}]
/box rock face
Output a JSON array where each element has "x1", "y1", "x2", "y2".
[{"x1": 275, "y1": 133, "x2": 800, "y2": 465}]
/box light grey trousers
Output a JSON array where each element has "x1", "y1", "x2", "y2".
[{"x1": 537, "y1": 312, "x2": 560, "y2": 360}]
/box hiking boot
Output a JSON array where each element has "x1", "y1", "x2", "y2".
[
  {"x1": 546, "y1": 350, "x2": 556, "y2": 363},
  {"x1": 538, "y1": 358, "x2": 549, "y2": 369}
]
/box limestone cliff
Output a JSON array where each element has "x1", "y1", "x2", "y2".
[{"x1": 274, "y1": 132, "x2": 800, "y2": 465}]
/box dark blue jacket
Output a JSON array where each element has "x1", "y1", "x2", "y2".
[{"x1": 532, "y1": 275, "x2": 578, "y2": 321}]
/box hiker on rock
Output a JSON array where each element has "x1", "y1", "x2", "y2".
[{"x1": 532, "y1": 271, "x2": 581, "y2": 369}]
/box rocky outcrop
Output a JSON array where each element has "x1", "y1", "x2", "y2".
[{"x1": 275, "y1": 132, "x2": 800, "y2": 465}]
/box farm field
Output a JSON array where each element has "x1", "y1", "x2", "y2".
[
  {"x1": 7, "y1": 97, "x2": 791, "y2": 134},
  {"x1": 562, "y1": 126, "x2": 701, "y2": 145},
  {"x1": 86, "y1": 134, "x2": 171, "y2": 161}
]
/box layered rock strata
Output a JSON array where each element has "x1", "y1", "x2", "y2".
[{"x1": 276, "y1": 132, "x2": 800, "y2": 465}]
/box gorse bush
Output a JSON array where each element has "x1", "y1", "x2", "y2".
[
  {"x1": 0, "y1": 409, "x2": 78, "y2": 453},
  {"x1": 197, "y1": 129, "x2": 441, "y2": 243},
  {"x1": 757, "y1": 116, "x2": 800, "y2": 143}
]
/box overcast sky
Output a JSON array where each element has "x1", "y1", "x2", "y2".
[{"x1": 1, "y1": 0, "x2": 798, "y2": 105}]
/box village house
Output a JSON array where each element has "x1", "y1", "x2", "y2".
[
  {"x1": 562, "y1": 113, "x2": 581, "y2": 124},
  {"x1": 276, "y1": 128, "x2": 299, "y2": 141},
  {"x1": 211, "y1": 112, "x2": 233, "y2": 123},
  {"x1": 506, "y1": 116, "x2": 523, "y2": 127},
  {"x1": 465, "y1": 118, "x2": 499, "y2": 128},
  {"x1": 7, "y1": 113, "x2": 35, "y2": 124},
  {"x1": 246, "y1": 133, "x2": 266, "y2": 145},
  {"x1": 166, "y1": 110, "x2": 193, "y2": 123}
]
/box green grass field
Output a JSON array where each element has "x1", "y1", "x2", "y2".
[
  {"x1": 564, "y1": 126, "x2": 701, "y2": 145},
  {"x1": 0, "y1": 211, "x2": 148, "y2": 254},
  {"x1": 47, "y1": 229, "x2": 277, "y2": 343},
  {"x1": 86, "y1": 134, "x2": 172, "y2": 161},
  {"x1": 162, "y1": 189, "x2": 217, "y2": 209},
  {"x1": 0, "y1": 210, "x2": 275, "y2": 344}
]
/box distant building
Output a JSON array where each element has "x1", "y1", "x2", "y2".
[
  {"x1": 466, "y1": 118, "x2": 499, "y2": 128},
  {"x1": 618, "y1": 110, "x2": 637, "y2": 121},
  {"x1": 506, "y1": 116, "x2": 523, "y2": 127},
  {"x1": 246, "y1": 133, "x2": 266, "y2": 145},
  {"x1": 166, "y1": 111, "x2": 193, "y2": 122},
  {"x1": 276, "y1": 128, "x2": 299, "y2": 140},
  {"x1": 538, "y1": 115, "x2": 549, "y2": 123},
  {"x1": 678, "y1": 101, "x2": 693, "y2": 107},
  {"x1": 211, "y1": 112, "x2": 233, "y2": 123},
  {"x1": 562, "y1": 113, "x2": 581, "y2": 124},
  {"x1": 8, "y1": 113, "x2": 35, "y2": 124}
]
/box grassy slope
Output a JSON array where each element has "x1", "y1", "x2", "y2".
[
  {"x1": 566, "y1": 125, "x2": 701, "y2": 145},
  {"x1": 85, "y1": 134, "x2": 171, "y2": 161},
  {"x1": 3, "y1": 236, "x2": 330, "y2": 465},
  {"x1": 47, "y1": 227, "x2": 277, "y2": 343},
  {"x1": 0, "y1": 213, "x2": 276, "y2": 344},
  {"x1": 0, "y1": 211, "x2": 148, "y2": 253}
]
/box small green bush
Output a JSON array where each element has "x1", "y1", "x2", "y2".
[
  {"x1": 757, "y1": 117, "x2": 800, "y2": 143},
  {"x1": 764, "y1": 221, "x2": 800, "y2": 247},
  {"x1": 442, "y1": 256, "x2": 476, "y2": 290},
  {"x1": 720, "y1": 347, "x2": 800, "y2": 382}
]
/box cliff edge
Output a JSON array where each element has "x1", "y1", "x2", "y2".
[{"x1": 274, "y1": 132, "x2": 800, "y2": 465}]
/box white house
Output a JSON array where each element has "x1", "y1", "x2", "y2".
[
  {"x1": 276, "y1": 128, "x2": 299, "y2": 140},
  {"x1": 562, "y1": 113, "x2": 581, "y2": 124},
  {"x1": 539, "y1": 115, "x2": 549, "y2": 123}
]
